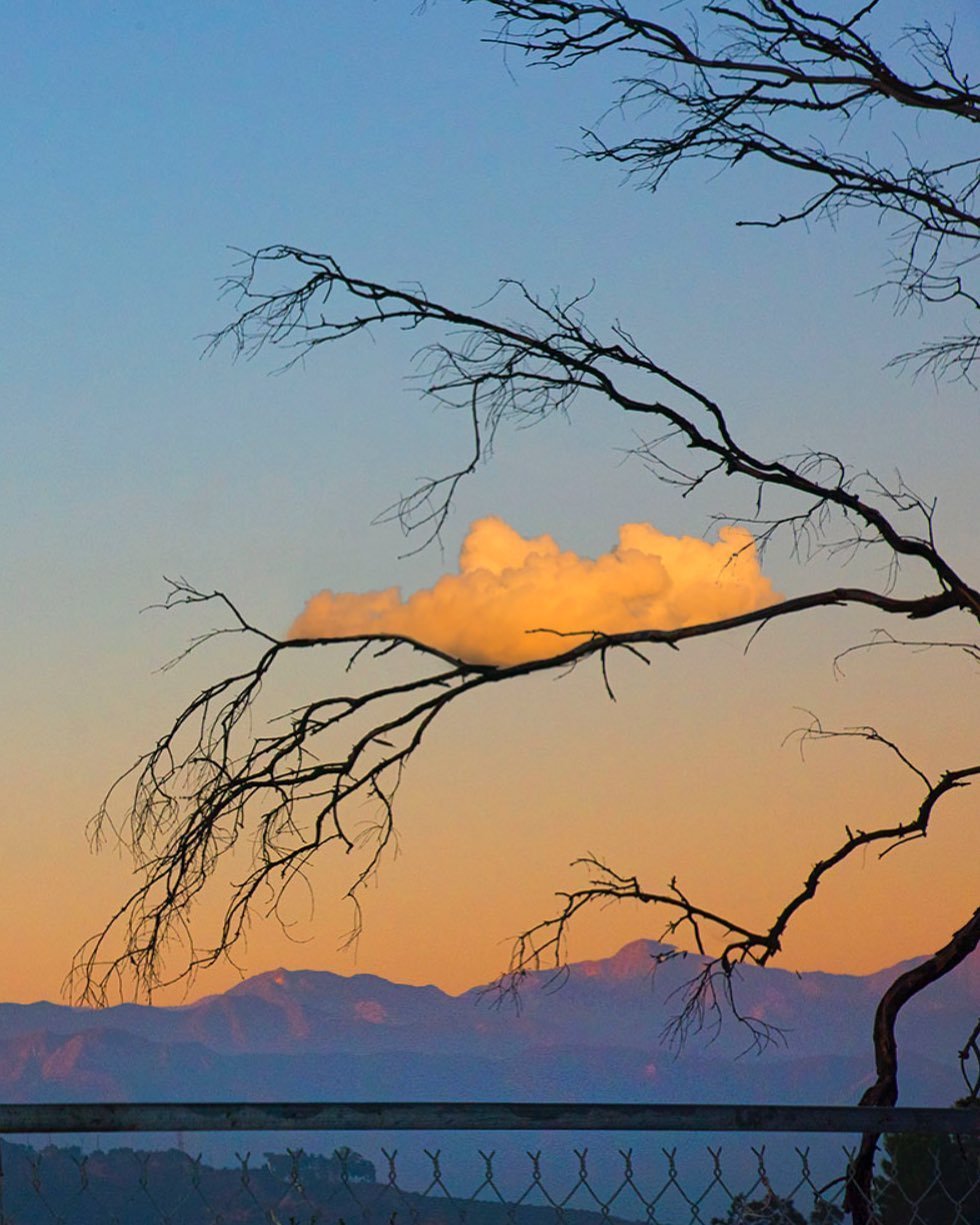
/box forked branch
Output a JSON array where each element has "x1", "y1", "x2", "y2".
[
  {"x1": 75, "y1": 248, "x2": 977, "y2": 1012},
  {"x1": 71, "y1": 576, "x2": 974, "y2": 1005},
  {"x1": 494, "y1": 730, "x2": 979, "y2": 1049},
  {"x1": 844, "y1": 906, "x2": 980, "y2": 1224},
  {"x1": 479, "y1": 0, "x2": 980, "y2": 376}
]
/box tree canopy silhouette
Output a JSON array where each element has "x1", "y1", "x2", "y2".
[{"x1": 77, "y1": 5, "x2": 978, "y2": 1218}]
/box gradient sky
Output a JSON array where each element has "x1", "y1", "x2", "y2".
[{"x1": 2, "y1": 1, "x2": 977, "y2": 1006}]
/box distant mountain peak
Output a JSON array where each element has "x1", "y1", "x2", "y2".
[
  {"x1": 223, "y1": 966, "x2": 451, "y2": 1002},
  {"x1": 569, "y1": 940, "x2": 681, "y2": 981},
  {"x1": 0, "y1": 940, "x2": 972, "y2": 1107}
]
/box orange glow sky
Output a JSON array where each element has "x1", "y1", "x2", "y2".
[{"x1": 2, "y1": 523, "x2": 975, "y2": 1006}]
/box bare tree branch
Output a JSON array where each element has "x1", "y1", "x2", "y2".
[
  {"x1": 76, "y1": 243, "x2": 977, "y2": 1035},
  {"x1": 844, "y1": 906, "x2": 980, "y2": 1224},
  {"x1": 493, "y1": 727, "x2": 979, "y2": 1052},
  {"x1": 478, "y1": 0, "x2": 980, "y2": 376},
  {"x1": 81, "y1": 11, "x2": 978, "y2": 1199},
  {"x1": 207, "y1": 247, "x2": 978, "y2": 614},
  {"x1": 71, "y1": 567, "x2": 975, "y2": 1006},
  {"x1": 833, "y1": 628, "x2": 980, "y2": 676},
  {"x1": 960, "y1": 1016, "x2": 980, "y2": 1104}
]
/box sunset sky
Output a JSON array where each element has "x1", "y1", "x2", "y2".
[{"x1": 2, "y1": 1, "x2": 977, "y2": 1007}]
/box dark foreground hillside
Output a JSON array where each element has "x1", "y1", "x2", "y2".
[
  {"x1": 0, "y1": 1140, "x2": 643, "y2": 1225},
  {"x1": 3, "y1": 1134, "x2": 974, "y2": 1224}
]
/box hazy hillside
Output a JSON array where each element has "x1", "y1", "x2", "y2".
[
  {"x1": 0, "y1": 1139, "x2": 648, "y2": 1225},
  {"x1": 0, "y1": 940, "x2": 973, "y2": 1106}
]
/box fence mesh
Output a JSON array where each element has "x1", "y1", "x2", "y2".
[{"x1": 0, "y1": 1133, "x2": 976, "y2": 1225}]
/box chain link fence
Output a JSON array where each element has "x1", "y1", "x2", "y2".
[{"x1": 0, "y1": 1103, "x2": 974, "y2": 1225}]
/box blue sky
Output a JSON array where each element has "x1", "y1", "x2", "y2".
[{"x1": 2, "y1": 1, "x2": 977, "y2": 1002}]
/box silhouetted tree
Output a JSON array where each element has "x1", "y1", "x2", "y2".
[
  {"x1": 874, "y1": 1101, "x2": 980, "y2": 1224},
  {"x1": 264, "y1": 1147, "x2": 376, "y2": 1186},
  {"x1": 479, "y1": 1, "x2": 980, "y2": 379},
  {"x1": 712, "y1": 1192, "x2": 808, "y2": 1225},
  {"x1": 810, "y1": 1203, "x2": 845, "y2": 1225},
  {"x1": 77, "y1": 5, "x2": 978, "y2": 1219}
]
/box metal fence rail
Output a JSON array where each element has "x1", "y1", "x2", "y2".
[{"x1": 0, "y1": 1102, "x2": 974, "y2": 1135}]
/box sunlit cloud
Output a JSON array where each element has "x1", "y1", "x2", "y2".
[{"x1": 288, "y1": 517, "x2": 780, "y2": 665}]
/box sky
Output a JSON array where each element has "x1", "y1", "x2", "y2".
[{"x1": 1, "y1": 0, "x2": 977, "y2": 1007}]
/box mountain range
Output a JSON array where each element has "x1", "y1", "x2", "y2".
[{"x1": 0, "y1": 939, "x2": 974, "y2": 1106}]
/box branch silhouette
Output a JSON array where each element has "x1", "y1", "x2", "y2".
[
  {"x1": 78, "y1": 12, "x2": 977, "y2": 1214},
  {"x1": 74, "y1": 260, "x2": 977, "y2": 1011},
  {"x1": 482, "y1": 0, "x2": 980, "y2": 379}
]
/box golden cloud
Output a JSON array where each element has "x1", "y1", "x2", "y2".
[{"x1": 288, "y1": 517, "x2": 779, "y2": 665}]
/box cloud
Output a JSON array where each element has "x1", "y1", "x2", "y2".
[{"x1": 288, "y1": 517, "x2": 779, "y2": 665}]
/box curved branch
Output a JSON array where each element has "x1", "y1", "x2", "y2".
[
  {"x1": 495, "y1": 731, "x2": 979, "y2": 1050},
  {"x1": 844, "y1": 906, "x2": 980, "y2": 1224},
  {"x1": 74, "y1": 562, "x2": 976, "y2": 1007},
  {"x1": 833, "y1": 629, "x2": 980, "y2": 676},
  {"x1": 960, "y1": 1017, "x2": 980, "y2": 1104},
  {"x1": 479, "y1": 1, "x2": 980, "y2": 375},
  {"x1": 77, "y1": 239, "x2": 978, "y2": 1004},
  {"x1": 210, "y1": 249, "x2": 979, "y2": 618}
]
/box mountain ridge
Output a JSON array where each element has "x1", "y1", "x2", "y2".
[{"x1": 0, "y1": 940, "x2": 972, "y2": 1106}]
